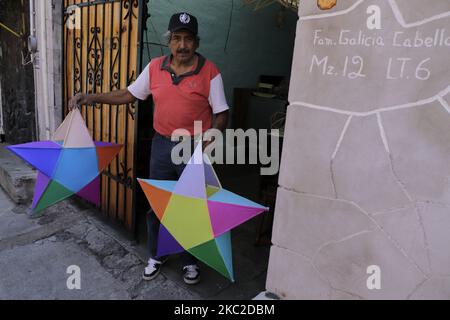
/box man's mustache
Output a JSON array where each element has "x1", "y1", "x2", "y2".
[{"x1": 177, "y1": 49, "x2": 190, "y2": 54}]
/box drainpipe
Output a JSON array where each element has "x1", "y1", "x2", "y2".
[
  {"x1": 40, "y1": 0, "x2": 51, "y2": 140},
  {"x1": 29, "y1": 0, "x2": 40, "y2": 140}
]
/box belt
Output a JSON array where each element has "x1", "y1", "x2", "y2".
[{"x1": 155, "y1": 132, "x2": 198, "y2": 142}]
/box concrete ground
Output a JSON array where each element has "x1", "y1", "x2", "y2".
[{"x1": 0, "y1": 144, "x2": 271, "y2": 300}]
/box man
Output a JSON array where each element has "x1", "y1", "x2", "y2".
[{"x1": 68, "y1": 12, "x2": 229, "y2": 285}]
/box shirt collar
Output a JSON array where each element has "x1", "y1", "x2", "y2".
[{"x1": 160, "y1": 53, "x2": 206, "y2": 77}]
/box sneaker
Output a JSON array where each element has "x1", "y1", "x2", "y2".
[
  {"x1": 183, "y1": 264, "x2": 200, "y2": 285},
  {"x1": 142, "y1": 258, "x2": 166, "y2": 281}
]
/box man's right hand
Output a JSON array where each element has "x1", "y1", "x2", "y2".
[
  {"x1": 68, "y1": 89, "x2": 135, "y2": 110},
  {"x1": 68, "y1": 93, "x2": 91, "y2": 111}
]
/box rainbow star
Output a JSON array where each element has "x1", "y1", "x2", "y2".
[
  {"x1": 7, "y1": 109, "x2": 122, "y2": 214},
  {"x1": 138, "y1": 142, "x2": 269, "y2": 282}
]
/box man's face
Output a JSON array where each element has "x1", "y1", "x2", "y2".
[{"x1": 169, "y1": 30, "x2": 198, "y2": 64}]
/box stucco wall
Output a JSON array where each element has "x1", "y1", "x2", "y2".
[
  {"x1": 32, "y1": 0, "x2": 63, "y2": 141},
  {"x1": 267, "y1": 0, "x2": 450, "y2": 299}
]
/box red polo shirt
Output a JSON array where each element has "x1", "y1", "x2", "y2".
[{"x1": 128, "y1": 54, "x2": 229, "y2": 136}]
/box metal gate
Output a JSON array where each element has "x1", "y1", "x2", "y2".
[{"x1": 63, "y1": 0, "x2": 149, "y2": 232}]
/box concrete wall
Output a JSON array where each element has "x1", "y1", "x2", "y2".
[
  {"x1": 0, "y1": 0, "x2": 35, "y2": 144},
  {"x1": 267, "y1": 0, "x2": 450, "y2": 299},
  {"x1": 32, "y1": 0, "x2": 63, "y2": 141},
  {"x1": 144, "y1": 0, "x2": 297, "y2": 113}
]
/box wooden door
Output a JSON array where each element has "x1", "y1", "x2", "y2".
[{"x1": 63, "y1": 0, "x2": 148, "y2": 232}]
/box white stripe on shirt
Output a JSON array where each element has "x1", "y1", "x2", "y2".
[
  {"x1": 209, "y1": 74, "x2": 229, "y2": 114},
  {"x1": 127, "y1": 63, "x2": 151, "y2": 100}
]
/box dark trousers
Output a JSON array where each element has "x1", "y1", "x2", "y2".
[{"x1": 146, "y1": 133, "x2": 197, "y2": 267}]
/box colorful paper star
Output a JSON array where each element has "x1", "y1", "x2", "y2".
[
  {"x1": 6, "y1": 109, "x2": 122, "y2": 214},
  {"x1": 138, "y1": 142, "x2": 269, "y2": 282}
]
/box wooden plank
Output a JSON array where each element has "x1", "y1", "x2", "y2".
[
  {"x1": 99, "y1": 3, "x2": 111, "y2": 214},
  {"x1": 87, "y1": 0, "x2": 94, "y2": 137},
  {"x1": 116, "y1": 0, "x2": 128, "y2": 224},
  {"x1": 63, "y1": 0, "x2": 68, "y2": 114},
  {"x1": 126, "y1": 187, "x2": 133, "y2": 229},
  {"x1": 93, "y1": 1, "x2": 102, "y2": 142},
  {"x1": 111, "y1": 0, "x2": 121, "y2": 222},
  {"x1": 80, "y1": 0, "x2": 88, "y2": 122},
  {"x1": 125, "y1": 0, "x2": 138, "y2": 230}
]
